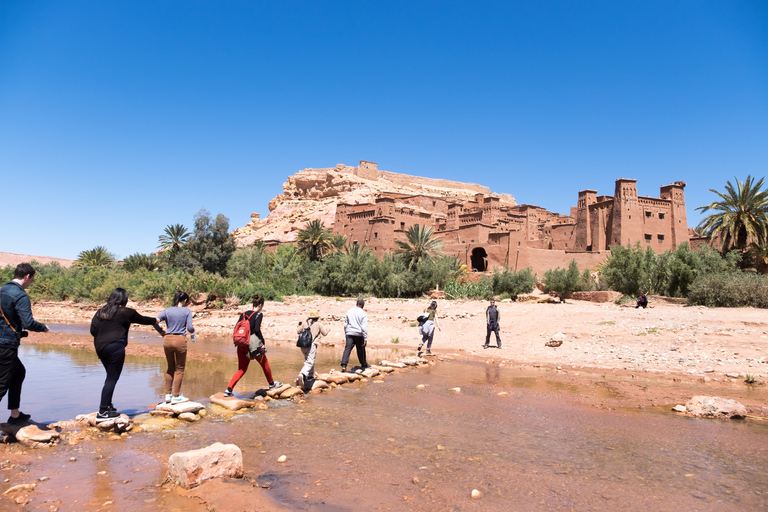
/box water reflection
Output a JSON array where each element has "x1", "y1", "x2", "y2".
[{"x1": 10, "y1": 338, "x2": 768, "y2": 511}]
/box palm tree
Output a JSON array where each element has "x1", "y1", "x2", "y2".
[
  {"x1": 395, "y1": 224, "x2": 443, "y2": 269},
  {"x1": 74, "y1": 246, "x2": 114, "y2": 267},
  {"x1": 296, "y1": 220, "x2": 334, "y2": 261},
  {"x1": 158, "y1": 224, "x2": 191, "y2": 254},
  {"x1": 696, "y1": 176, "x2": 768, "y2": 253},
  {"x1": 331, "y1": 234, "x2": 348, "y2": 252},
  {"x1": 122, "y1": 252, "x2": 165, "y2": 272}
]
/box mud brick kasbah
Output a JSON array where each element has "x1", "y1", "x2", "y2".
[{"x1": 233, "y1": 161, "x2": 700, "y2": 276}]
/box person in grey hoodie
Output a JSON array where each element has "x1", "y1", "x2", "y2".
[{"x1": 341, "y1": 298, "x2": 368, "y2": 372}]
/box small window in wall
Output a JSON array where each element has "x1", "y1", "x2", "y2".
[
  {"x1": 658, "y1": 234, "x2": 665, "y2": 242},
  {"x1": 645, "y1": 234, "x2": 652, "y2": 242},
  {"x1": 353, "y1": 240, "x2": 359, "y2": 247},
  {"x1": 400, "y1": 222, "x2": 405, "y2": 230},
  {"x1": 374, "y1": 232, "x2": 378, "y2": 238},
  {"x1": 645, "y1": 211, "x2": 652, "y2": 217},
  {"x1": 659, "y1": 213, "x2": 665, "y2": 219}
]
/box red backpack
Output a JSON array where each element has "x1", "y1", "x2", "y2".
[{"x1": 233, "y1": 312, "x2": 255, "y2": 347}]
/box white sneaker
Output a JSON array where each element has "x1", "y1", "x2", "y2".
[
  {"x1": 297, "y1": 374, "x2": 305, "y2": 389},
  {"x1": 171, "y1": 395, "x2": 189, "y2": 404},
  {"x1": 164, "y1": 394, "x2": 172, "y2": 403}
]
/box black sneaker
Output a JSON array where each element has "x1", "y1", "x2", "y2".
[
  {"x1": 340, "y1": 366, "x2": 347, "y2": 373},
  {"x1": 268, "y1": 381, "x2": 283, "y2": 390},
  {"x1": 223, "y1": 389, "x2": 234, "y2": 397},
  {"x1": 96, "y1": 410, "x2": 120, "y2": 423},
  {"x1": 7, "y1": 412, "x2": 31, "y2": 425}
]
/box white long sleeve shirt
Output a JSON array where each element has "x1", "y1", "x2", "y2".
[{"x1": 344, "y1": 306, "x2": 368, "y2": 341}]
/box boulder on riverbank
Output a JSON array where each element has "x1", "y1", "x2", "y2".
[
  {"x1": 168, "y1": 442, "x2": 243, "y2": 489},
  {"x1": 684, "y1": 396, "x2": 747, "y2": 419}
]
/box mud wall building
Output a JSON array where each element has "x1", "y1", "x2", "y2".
[{"x1": 333, "y1": 177, "x2": 690, "y2": 276}]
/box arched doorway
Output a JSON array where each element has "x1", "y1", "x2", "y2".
[{"x1": 470, "y1": 247, "x2": 488, "y2": 272}]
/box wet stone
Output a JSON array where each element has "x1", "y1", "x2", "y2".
[
  {"x1": 0, "y1": 424, "x2": 60, "y2": 448},
  {"x1": 266, "y1": 383, "x2": 291, "y2": 398},
  {"x1": 209, "y1": 393, "x2": 254, "y2": 411},
  {"x1": 154, "y1": 401, "x2": 205, "y2": 415},
  {"x1": 685, "y1": 396, "x2": 747, "y2": 419}
]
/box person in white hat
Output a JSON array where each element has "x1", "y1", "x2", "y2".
[{"x1": 296, "y1": 309, "x2": 329, "y2": 390}]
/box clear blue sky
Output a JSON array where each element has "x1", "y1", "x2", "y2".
[{"x1": 1, "y1": 1, "x2": 766, "y2": 260}]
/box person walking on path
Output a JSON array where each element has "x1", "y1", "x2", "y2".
[
  {"x1": 90, "y1": 288, "x2": 162, "y2": 422},
  {"x1": 341, "y1": 298, "x2": 368, "y2": 373},
  {"x1": 484, "y1": 298, "x2": 501, "y2": 349},
  {"x1": 0, "y1": 263, "x2": 49, "y2": 425},
  {"x1": 157, "y1": 291, "x2": 195, "y2": 404},
  {"x1": 224, "y1": 294, "x2": 282, "y2": 397},
  {"x1": 296, "y1": 310, "x2": 330, "y2": 390},
  {"x1": 418, "y1": 300, "x2": 441, "y2": 355}
]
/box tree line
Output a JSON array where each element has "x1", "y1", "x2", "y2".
[{"x1": 5, "y1": 176, "x2": 768, "y2": 307}]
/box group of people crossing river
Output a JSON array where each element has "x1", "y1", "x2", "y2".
[{"x1": 0, "y1": 262, "x2": 503, "y2": 425}]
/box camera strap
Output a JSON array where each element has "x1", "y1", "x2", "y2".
[{"x1": 0, "y1": 290, "x2": 18, "y2": 334}]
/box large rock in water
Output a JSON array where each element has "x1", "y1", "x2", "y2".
[
  {"x1": 685, "y1": 396, "x2": 747, "y2": 419},
  {"x1": 155, "y1": 401, "x2": 205, "y2": 415},
  {"x1": 0, "y1": 424, "x2": 60, "y2": 448},
  {"x1": 210, "y1": 393, "x2": 253, "y2": 411},
  {"x1": 168, "y1": 442, "x2": 243, "y2": 489}
]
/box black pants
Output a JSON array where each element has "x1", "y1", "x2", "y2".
[
  {"x1": 485, "y1": 325, "x2": 501, "y2": 346},
  {"x1": 341, "y1": 335, "x2": 367, "y2": 369},
  {"x1": 98, "y1": 340, "x2": 125, "y2": 412},
  {"x1": 0, "y1": 346, "x2": 25, "y2": 410}
]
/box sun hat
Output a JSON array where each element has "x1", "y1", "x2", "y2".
[{"x1": 309, "y1": 310, "x2": 320, "y2": 319}]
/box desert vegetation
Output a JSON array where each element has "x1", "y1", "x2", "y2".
[{"x1": 6, "y1": 177, "x2": 768, "y2": 307}]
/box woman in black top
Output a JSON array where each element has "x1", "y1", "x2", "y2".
[{"x1": 90, "y1": 288, "x2": 162, "y2": 421}]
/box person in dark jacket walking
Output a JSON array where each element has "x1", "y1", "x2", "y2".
[
  {"x1": 0, "y1": 263, "x2": 48, "y2": 425},
  {"x1": 90, "y1": 288, "x2": 162, "y2": 422},
  {"x1": 484, "y1": 299, "x2": 501, "y2": 349}
]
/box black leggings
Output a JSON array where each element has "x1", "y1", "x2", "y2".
[{"x1": 98, "y1": 340, "x2": 125, "y2": 412}]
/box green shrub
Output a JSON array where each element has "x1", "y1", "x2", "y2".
[
  {"x1": 543, "y1": 260, "x2": 586, "y2": 300},
  {"x1": 491, "y1": 267, "x2": 537, "y2": 298},
  {"x1": 687, "y1": 271, "x2": 768, "y2": 308}
]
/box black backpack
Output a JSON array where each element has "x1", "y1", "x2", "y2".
[{"x1": 296, "y1": 323, "x2": 314, "y2": 348}]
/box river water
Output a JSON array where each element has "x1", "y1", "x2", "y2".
[{"x1": 4, "y1": 329, "x2": 768, "y2": 511}]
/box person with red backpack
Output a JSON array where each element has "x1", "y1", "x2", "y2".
[{"x1": 223, "y1": 294, "x2": 281, "y2": 397}]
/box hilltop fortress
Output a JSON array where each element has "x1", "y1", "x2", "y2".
[{"x1": 233, "y1": 161, "x2": 692, "y2": 275}]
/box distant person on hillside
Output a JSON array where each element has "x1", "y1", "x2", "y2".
[
  {"x1": 636, "y1": 293, "x2": 648, "y2": 309},
  {"x1": 341, "y1": 298, "x2": 368, "y2": 372},
  {"x1": 418, "y1": 300, "x2": 441, "y2": 355},
  {"x1": 90, "y1": 288, "x2": 162, "y2": 422},
  {"x1": 157, "y1": 291, "x2": 195, "y2": 404},
  {"x1": 295, "y1": 309, "x2": 330, "y2": 391},
  {"x1": 0, "y1": 263, "x2": 49, "y2": 425},
  {"x1": 484, "y1": 298, "x2": 501, "y2": 349},
  {"x1": 223, "y1": 294, "x2": 282, "y2": 397}
]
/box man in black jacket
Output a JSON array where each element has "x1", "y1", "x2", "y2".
[
  {"x1": 484, "y1": 299, "x2": 501, "y2": 349},
  {"x1": 0, "y1": 263, "x2": 49, "y2": 425}
]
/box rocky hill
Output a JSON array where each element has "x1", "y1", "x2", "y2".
[{"x1": 232, "y1": 161, "x2": 516, "y2": 246}]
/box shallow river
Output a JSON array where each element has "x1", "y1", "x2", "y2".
[{"x1": 5, "y1": 329, "x2": 768, "y2": 511}]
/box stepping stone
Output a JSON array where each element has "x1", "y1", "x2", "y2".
[
  {"x1": 277, "y1": 387, "x2": 304, "y2": 399},
  {"x1": 378, "y1": 360, "x2": 406, "y2": 368},
  {"x1": 155, "y1": 401, "x2": 205, "y2": 415},
  {"x1": 150, "y1": 410, "x2": 176, "y2": 418},
  {"x1": 0, "y1": 423, "x2": 60, "y2": 448},
  {"x1": 340, "y1": 372, "x2": 362, "y2": 381},
  {"x1": 371, "y1": 365, "x2": 395, "y2": 373},
  {"x1": 75, "y1": 412, "x2": 133, "y2": 433},
  {"x1": 209, "y1": 393, "x2": 254, "y2": 411},
  {"x1": 266, "y1": 383, "x2": 291, "y2": 398},
  {"x1": 178, "y1": 412, "x2": 198, "y2": 422},
  {"x1": 361, "y1": 368, "x2": 380, "y2": 378}
]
